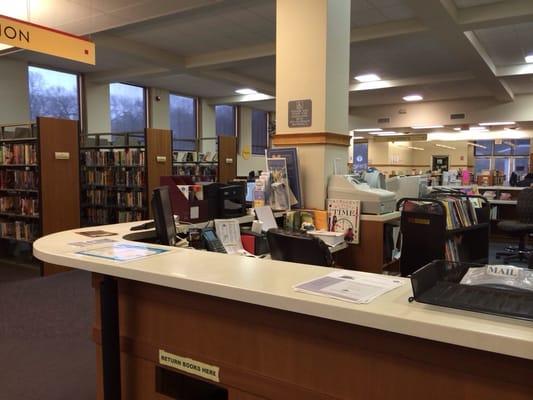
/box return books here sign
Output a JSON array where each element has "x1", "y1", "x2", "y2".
[{"x1": 0, "y1": 14, "x2": 95, "y2": 64}]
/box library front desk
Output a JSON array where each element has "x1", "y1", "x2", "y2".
[{"x1": 34, "y1": 222, "x2": 533, "y2": 400}]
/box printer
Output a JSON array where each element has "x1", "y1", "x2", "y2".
[{"x1": 328, "y1": 175, "x2": 396, "y2": 215}]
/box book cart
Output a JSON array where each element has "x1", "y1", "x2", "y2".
[{"x1": 397, "y1": 191, "x2": 490, "y2": 277}]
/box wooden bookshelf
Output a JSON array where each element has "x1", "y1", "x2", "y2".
[
  {"x1": 80, "y1": 129, "x2": 172, "y2": 225},
  {"x1": 0, "y1": 117, "x2": 80, "y2": 276}
]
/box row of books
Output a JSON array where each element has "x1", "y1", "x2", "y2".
[
  {"x1": 82, "y1": 149, "x2": 145, "y2": 166},
  {"x1": 0, "y1": 220, "x2": 39, "y2": 242},
  {"x1": 173, "y1": 165, "x2": 217, "y2": 181},
  {"x1": 0, "y1": 170, "x2": 39, "y2": 190},
  {"x1": 83, "y1": 170, "x2": 145, "y2": 187},
  {"x1": 0, "y1": 196, "x2": 39, "y2": 216},
  {"x1": 0, "y1": 144, "x2": 37, "y2": 165},
  {"x1": 83, "y1": 208, "x2": 144, "y2": 225},
  {"x1": 174, "y1": 151, "x2": 217, "y2": 163},
  {"x1": 445, "y1": 239, "x2": 460, "y2": 263},
  {"x1": 84, "y1": 190, "x2": 144, "y2": 208},
  {"x1": 440, "y1": 197, "x2": 479, "y2": 230}
]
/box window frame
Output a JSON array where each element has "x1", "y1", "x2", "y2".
[
  {"x1": 251, "y1": 108, "x2": 268, "y2": 156},
  {"x1": 474, "y1": 139, "x2": 531, "y2": 183},
  {"x1": 169, "y1": 92, "x2": 199, "y2": 151},
  {"x1": 27, "y1": 63, "x2": 82, "y2": 125},
  {"x1": 109, "y1": 82, "x2": 147, "y2": 133},
  {"x1": 215, "y1": 104, "x2": 238, "y2": 137}
]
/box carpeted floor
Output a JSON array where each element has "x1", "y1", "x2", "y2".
[{"x1": 0, "y1": 265, "x2": 96, "y2": 400}]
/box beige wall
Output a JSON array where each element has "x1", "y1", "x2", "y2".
[
  {"x1": 368, "y1": 139, "x2": 474, "y2": 174},
  {"x1": 149, "y1": 88, "x2": 170, "y2": 130},
  {"x1": 0, "y1": 59, "x2": 31, "y2": 124},
  {"x1": 85, "y1": 80, "x2": 110, "y2": 133}
]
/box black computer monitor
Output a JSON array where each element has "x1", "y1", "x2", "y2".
[{"x1": 151, "y1": 186, "x2": 176, "y2": 246}]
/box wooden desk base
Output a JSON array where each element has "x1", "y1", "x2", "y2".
[
  {"x1": 93, "y1": 275, "x2": 532, "y2": 400},
  {"x1": 334, "y1": 219, "x2": 391, "y2": 273}
]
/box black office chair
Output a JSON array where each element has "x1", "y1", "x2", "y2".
[
  {"x1": 496, "y1": 188, "x2": 533, "y2": 265},
  {"x1": 266, "y1": 228, "x2": 334, "y2": 267}
]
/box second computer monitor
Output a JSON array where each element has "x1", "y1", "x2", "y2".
[{"x1": 151, "y1": 186, "x2": 177, "y2": 246}]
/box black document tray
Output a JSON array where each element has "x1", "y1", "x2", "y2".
[{"x1": 409, "y1": 260, "x2": 533, "y2": 321}]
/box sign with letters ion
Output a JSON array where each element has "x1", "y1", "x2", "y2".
[{"x1": 0, "y1": 14, "x2": 95, "y2": 64}]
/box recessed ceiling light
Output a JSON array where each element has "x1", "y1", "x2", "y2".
[
  {"x1": 353, "y1": 128, "x2": 382, "y2": 132},
  {"x1": 355, "y1": 74, "x2": 381, "y2": 83},
  {"x1": 478, "y1": 121, "x2": 515, "y2": 126},
  {"x1": 525, "y1": 55, "x2": 533, "y2": 63},
  {"x1": 403, "y1": 94, "x2": 423, "y2": 102},
  {"x1": 235, "y1": 88, "x2": 258, "y2": 95},
  {"x1": 412, "y1": 125, "x2": 444, "y2": 129}
]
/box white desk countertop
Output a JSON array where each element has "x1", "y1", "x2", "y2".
[{"x1": 34, "y1": 222, "x2": 533, "y2": 361}]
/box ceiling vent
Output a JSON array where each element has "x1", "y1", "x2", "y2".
[
  {"x1": 377, "y1": 117, "x2": 390, "y2": 124},
  {"x1": 450, "y1": 113, "x2": 466, "y2": 120}
]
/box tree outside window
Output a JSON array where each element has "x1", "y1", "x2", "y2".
[
  {"x1": 28, "y1": 66, "x2": 79, "y2": 121},
  {"x1": 109, "y1": 83, "x2": 145, "y2": 133}
]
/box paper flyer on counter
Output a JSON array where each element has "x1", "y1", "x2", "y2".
[
  {"x1": 294, "y1": 270, "x2": 404, "y2": 304},
  {"x1": 76, "y1": 243, "x2": 170, "y2": 262}
]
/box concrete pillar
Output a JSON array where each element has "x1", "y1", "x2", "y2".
[{"x1": 274, "y1": 0, "x2": 351, "y2": 209}]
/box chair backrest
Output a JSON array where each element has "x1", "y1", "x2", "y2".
[
  {"x1": 516, "y1": 188, "x2": 533, "y2": 223},
  {"x1": 266, "y1": 228, "x2": 334, "y2": 267}
]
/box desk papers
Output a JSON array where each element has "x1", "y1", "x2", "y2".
[
  {"x1": 214, "y1": 219, "x2": 255, "y2": 257},
  {"x1": 294, "y1": 270, "x2": 404, "y2": 304},
  {"x1": 76, "y1": 243, "x2": 169, "y2": 262}
]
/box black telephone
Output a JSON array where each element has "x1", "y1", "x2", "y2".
[{"x1": 201, "y1": 228, "x2": 226, "y2": 253}]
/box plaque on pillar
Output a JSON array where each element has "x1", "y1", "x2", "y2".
[{"x1": 288, "y1": 99, "x2": 312, "y2": 128}]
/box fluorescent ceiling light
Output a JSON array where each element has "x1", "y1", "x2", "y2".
[
  {"x1": 428, "y1": 130, "x2": 529, "y2": 141},
  {"x1": 467, "y1": 143, "x2": 487, "y2": 149},
  {"x1": 478, "y1": 121, "x2": 515, "y2": 126},
  {"x1": 235, "y1": 88, "x2": 258, "y2": 95},
  {"x1": 408, "y1": 146, "x2": 425, "y2": 151},
  {"x1": 453, "y1": 127, "x2": 461, "y2": 131},
  {"x1": 468, "y1": 126, "x2": 488, "y2": 131},
  {"x1": 353, "y1": 128, "x2": 382, "y2": 132},
  {"x1": 355, "y1": 74, "x2": 380, "y2": 82},
  {"x1": 352, "y1": 136, "x2": 365, "y2": 140},
  {"x1": 403, "y1": 94, "x2": 423, "y2": 102},
  {"x1": 375, "y1": 132, "x2": 405, "y2": 137},
  {"x1": 435, "y1": 143, "x2": 456, "y2": 150},
  {"x1": 412, "y1": 125, "x2": 444, "y2": 129},
  {"x1": 525, "y1": 55, "x2": 533, "y2": 63}
]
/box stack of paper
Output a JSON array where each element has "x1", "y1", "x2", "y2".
[
  {"x1": 293, "y1": 270, "x2": 404, "y2": 304},
  {"x1": 214, "y1": 219, "x2": 256, "y2": 257}
]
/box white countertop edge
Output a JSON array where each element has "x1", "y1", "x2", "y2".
[{"x1": 33, "y1": 230, "x2": 533, "y2": 361}]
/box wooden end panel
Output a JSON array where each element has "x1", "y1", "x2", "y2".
[
  {"x1": 38, "y1": 117, "x2": 80, "y2": 276},
  {"x1": 218, "y1": 136, "x2": 237, "y2": 184},
  {"x1": 146, "y1": 129, "x2": 172, "y2": 216}
]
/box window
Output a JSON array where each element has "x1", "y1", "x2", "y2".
[
  {"x1": 353, "y1": 142, "x2": 368, "y2": 172},
  {"x1": 215, "y1": 105, "x2": 236, "y2": 136},
  {"x1": 474, "y1": 139, "x2": 531, "y2": 183},
  {"x1": 109, "y1": 83, "x2": 146, "y2": 133},
  {"x1": 474, "y1": 158, "x2": 491, "y2": 174},
  {"x1": 251, "y1": 110, "x2": 268, "y2": 155},
  {"x1": 28, "y1": 65, "x2": 79, "y2": 121},
  {"x1": 169, "y1": 94, "x2": 197, "y2": 151}
]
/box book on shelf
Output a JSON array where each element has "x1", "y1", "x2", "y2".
[
  {"x1": 445, "y1": 238, "x2": 461, "y2": 262},
  {"x1": 0, "y1": 195, "x2": 39, "y2": 216},
  {"x1": 0, "y1": 143, "x2": 37, "y2": 165},
  {"x1": 0, "y1": 220, "x2": 38, "y2": 241},
  {"x1": 82, "y1": 149, "x2": 145, "y2": 167},
  {"x1": 0, "y1": 170, "x2": 39, "y2": 190}
]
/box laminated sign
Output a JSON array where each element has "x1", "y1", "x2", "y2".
[{"x1": 0, "y1": 15, "x2": 95, "y2": 64}]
